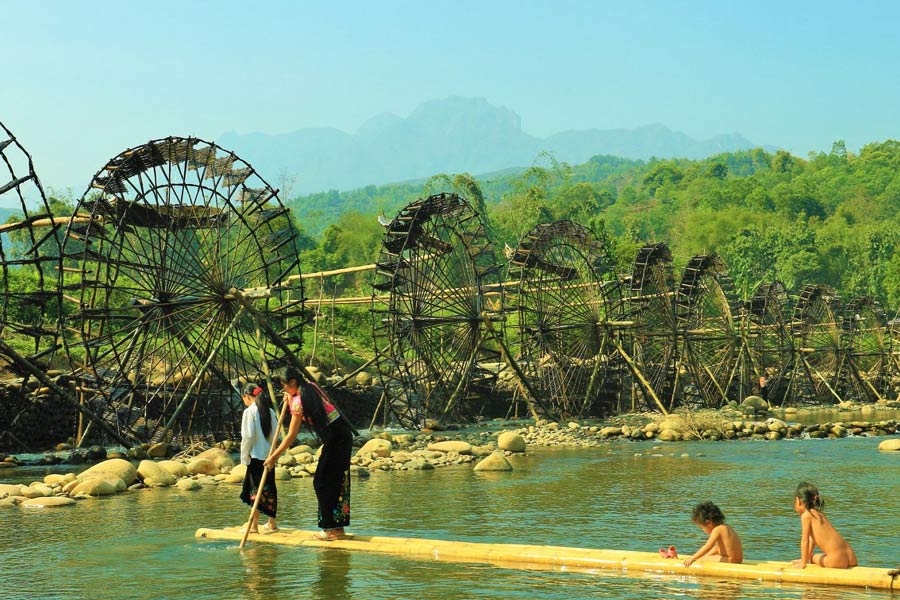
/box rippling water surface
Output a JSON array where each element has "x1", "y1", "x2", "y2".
[{"x1": 1, "y1": 436, "x2": 898, "y2": 599}]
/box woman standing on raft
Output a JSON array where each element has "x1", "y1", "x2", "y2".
[
  {"x1": 240, "y1": 382, "x2": 279, "y2": 534},
  {"x1": 265, "y1": 367, "x2": 354, "y2": 540}
]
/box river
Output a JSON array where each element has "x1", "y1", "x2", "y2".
[{"x1": 1, "y1": 435, "x2": 898, "y2": 599}]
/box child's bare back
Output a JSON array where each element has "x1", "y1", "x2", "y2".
[
  {"x1": 684, "y1": 502, "x2": 744, "y2": 567},
  {"x1": 792, "y1": 482, "x2": 857, "y2": 569},
  {"x1": 799, "y1": 509, "x2": 857, "y2": 569},
  {"x1": 704, "y1": 523, "x2": 743, "y2": 564}
]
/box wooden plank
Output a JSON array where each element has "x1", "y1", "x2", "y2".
[{"x1": 195, "y1": 527, "x2": 898, "y2": 591}]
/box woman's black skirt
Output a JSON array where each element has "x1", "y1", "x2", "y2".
[
  {"x1": 240, "y1": 457, "x2": 277, "y2": 518},
  {"x1": 314, "y1": 418, "x2": 353, "y2": 529}
]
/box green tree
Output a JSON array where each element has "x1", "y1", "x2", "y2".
[{"x1": 642, "y1": 162, "x2": 684, "y2": 195}]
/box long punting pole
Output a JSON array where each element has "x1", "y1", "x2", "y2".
[
  {"x1": 196, "y1": 527, "x2": 900, "y2": 592},
  {"x1": 238, "y1": 395, "x2": 290, "y2": 549}
]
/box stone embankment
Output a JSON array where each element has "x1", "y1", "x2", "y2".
[
  {"x1": 0, "y1": 431, "x2": 528, "y2": 509},
  {"x1": 1, "y1": 401, "x2": 898, "y2": 509}
]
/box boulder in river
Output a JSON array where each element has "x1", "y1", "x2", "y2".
[
  {"x1": 71, "y1": 478, "x2": 118, "y2": 497},
  {"x1": 0, "y1": 483, "x2": 24, "y2": 498},
  {"x1": 497, "y1": 432, "x2": 526, "y2": 452},
  {"x1": 21, "y1": 496, "x2": 77, "y2": 508},
  {"x1": 77, "y1": 458, "x2": 137, "y2": 486},
  {"x1": 158, "y1": 460, "x2": 189, "y2": 478},
  {"x1": 176, "y1": 478, "x2": 201, "y2": 491},
  {"x1": 356, "y1": 438, "x2": 393, "y2": 457},
  {"x1": 187, "y1": 458, "x2": 220, "y2": 476},
  {"x1": 473, "y1": 451, "x2": 513, "y2": 472},
  {"x1": 137, "y1": 460, "x2": 177, "y2": 486},
  {"x1": 877, "y1": 438, "x2": 900, "y2": 452},
  {"x1": 194, "y1": 448, "x2": 235, "y2": 471},
  {"x1": 427, "y1": 441, "x2": 472, "y2": 455},
  {"x1": 742, "y1": 395, "x2": 768, "y2": 411}
]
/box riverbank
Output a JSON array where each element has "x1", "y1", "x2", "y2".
[{"x1": 2, "y1": 401, "x2": 899, "y2": 508}]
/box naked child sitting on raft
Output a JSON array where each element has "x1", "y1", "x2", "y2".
[
  {"x1": 791, "y1": 482, "x2": 858, "y2": 569},
  {"x1": 683, "y1": 502, "x2": 744, "y2": 567}
]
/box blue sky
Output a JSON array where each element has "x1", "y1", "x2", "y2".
[{"x1": 2, "y1": 0, "x2": 899, "y2": 198}]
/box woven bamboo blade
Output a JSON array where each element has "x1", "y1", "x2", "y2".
[{"x1": 195, "y1": 527, "x2": 898, "y2": 591}]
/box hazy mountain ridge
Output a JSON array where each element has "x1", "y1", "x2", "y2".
[
  {"x1": 218, "y1": 97, "x2": 761, "y2": 193},
  {"x1": 0, "y1": 207, "x2": 20, "y2": 221}
]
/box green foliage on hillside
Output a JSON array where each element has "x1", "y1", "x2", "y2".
[{"x1": 289, "y1": 141, "x2": 900, "y2": 312}]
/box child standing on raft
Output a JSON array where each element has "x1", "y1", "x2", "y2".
[
  {"x1": 683, "y1": 502, "x2": 743, "y2": 566},
  {"x1": 240, "y1": 382, "x2": 279, "y2": 534},
  {"x1": 791, "y1": 482, "x2": 857, "y2": 569}
]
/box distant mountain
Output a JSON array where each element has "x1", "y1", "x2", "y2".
[
  {"x1": 218, "y1": 97, "x2": 761, "y2": 194},
  {"x1": 0, "y1": 207, "x2": 20, "y2": 222}
]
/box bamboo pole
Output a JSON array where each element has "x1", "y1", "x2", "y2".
[
  {"x1": 227, "y1": 287, "x2": 360, "y2": 433},
  {"x1": 0, "y1": 215, "x2": 96, "y2": 233},
  {"x1": 801, "y1": 358, "x2": 843, "y2": 403},
  {"x1": 845, "y1": 355, "x2": 884, "y2": 402},
  {"x1": 330, "y1": 284, "x2": 337, "y2": 366},
  {"x1": 369, "y1": 390, "x2": 387, "y2": 430},
  {"x1": 480, "y1": 314, "x2": 553, "y2": 421},
  {"x1": 296, "y1": 263, "x2": 376, "y2": 279},
  {"x1": 309, "y1": 277, "x2": 325, "y2": 364},
  {"x1": 239, "y1": 396, "x2": 290, "y2": 549},
  {"x1": 0, "y1": 341, "x2": 132, "y2": 447},
  {"x1": 154, "y1": 307, "x2": 246, "y2": 442},
  {"x1": 610, "y1": 339, "x2": 669, "y2": 415},
  {"x1": 332, "y1": 350, "x2": 385, "y2": 389}
]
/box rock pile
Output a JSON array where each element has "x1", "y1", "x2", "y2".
[{"x1": 2, "y1": 404, "x2": 897, "y2": 510}]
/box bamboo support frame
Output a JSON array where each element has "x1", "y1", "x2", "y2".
[{"x1": 154, "y1": 306, "x2": 246, "y2": 442}]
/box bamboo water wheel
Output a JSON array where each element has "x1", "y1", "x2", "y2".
[
  {"x1": 789, "y1": 284, "x2": 843, "y2": 404},
  {"x1": 676, "y1": 255, "x2": 742, "y2": 408},
  {"x1": 371, "y1": 193, "x2": 503, "y2": 428},
  {"x1": 744, "y1": 281, "x2": 793, "y2": 405},
  {"x1": 0, "y1": 121, "x2": 63, "y2": 378},
  {"x1": 507, "y1": 220, "x2": 625, "y2": 418},
  {"x1": 59, "y1": 137, "x2": 304, "y2": 443},
  {"x1": 841, "y1": 297, "x2": 891, "y2": 402},
  {"x1": 627, "y1": 243, "x2": 679, "y2": 410},
  {"x1": 891, "y1": 311, "x2": 900, "y2": 391}
]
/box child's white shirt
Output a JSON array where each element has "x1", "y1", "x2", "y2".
[{"x1": 240, "y1": 403, "x2": 278, "y2": 465}]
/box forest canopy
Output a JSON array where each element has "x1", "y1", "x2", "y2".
[
  {"x1": 15, "y1": 140, "x2": 899, "y2": 314},
  {"x1": 288, "y1": 140, "x2": 900, "y2": 312}
]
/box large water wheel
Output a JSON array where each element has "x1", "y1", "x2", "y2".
[
  {"x1": 789, "y1": 284, "x2": 843, "y2": 404},
  {"x1": 676, "y1": 255, "x2": 742, "y2": 408},
  {"x1": 744, "y1": 281, "x2": 793, "y2": 405},
  {"x1": 60, "y1": 137, "x2": 304, "y2": 443},
  {"x1": 507, "y1": 220, "x2": 625, "y2": 419},
  {"x1": 891, "y1": 311, "x2": 900, "y2": 391},
  {"x1": 627, "y1": 243, "x2": 679, "y2": 410},
  {"x1": 841, "y1": 297, "x2": 891, "y2": 402},
  {"x1": 372, "y1": 193, "x2": 503, "y2": 428},
  {"x1": 0, "y1": 121, "x2": 62, "y2": 377}
]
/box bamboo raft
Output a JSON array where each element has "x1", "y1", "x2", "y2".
[{"x1": 195, "y1": 527, "x2": 899, "y2": 591}]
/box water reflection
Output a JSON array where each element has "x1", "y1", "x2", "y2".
[
  {"x1": 239, "y1": 546, "x2": 279, "y2": 600},
  {"x1": 783, "y1": 407, "x2": 900, "y2": 425},
  {"x1": 311, "y1": 550, "x2": 352, "y2": 600}
]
